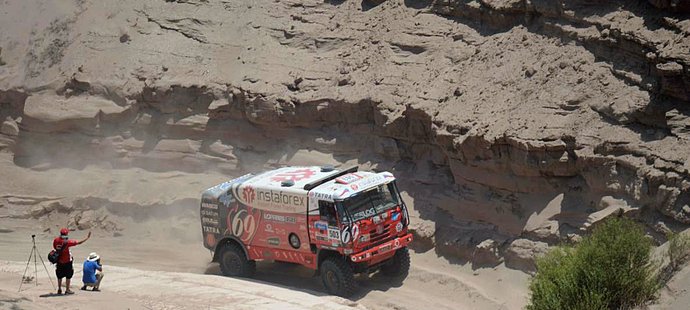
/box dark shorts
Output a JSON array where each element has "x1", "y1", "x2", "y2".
[{"x1": 55, "y1": 262, "x2": 74, "y2": 279}]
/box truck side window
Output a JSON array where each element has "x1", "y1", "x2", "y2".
[{"x1": 319, "y1": 201, "x2": 337, "y2": 226}]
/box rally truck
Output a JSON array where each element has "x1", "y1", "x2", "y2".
[{"x1": 200, "y1": 166, "x2": 413, "y2": 297}]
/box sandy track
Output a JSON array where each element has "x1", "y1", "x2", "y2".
[
  {"x1": 0, "y1": 261, "x2": 364, "y2": 310},
  {"x1": 0, "y1": 256, "x2": 525, "y2": 310}
]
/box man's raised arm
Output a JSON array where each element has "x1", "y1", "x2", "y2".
[{"x1": 77, "y1": 231, "x2": 91, "y2": 244}]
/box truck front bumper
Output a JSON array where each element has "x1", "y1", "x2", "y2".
[{"x1": 350, "y1": 233, "x2": 413, "y2": 263}]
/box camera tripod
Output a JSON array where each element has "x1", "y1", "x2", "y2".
[{"x1": 18, "y1": 234, "x2": 55, "y2": 292}]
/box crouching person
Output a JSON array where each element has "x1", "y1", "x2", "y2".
[{"x1": 81, "y1": 253, "x2": 103, "y2": 291}]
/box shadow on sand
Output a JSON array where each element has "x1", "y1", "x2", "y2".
[{"x1": 204, "y1": 260, "x2": 404, "y2": 301}]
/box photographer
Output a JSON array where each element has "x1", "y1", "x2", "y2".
[
  {"x1": 81, "y1": 252, "x2": 103, "y2": 291},
  {"x1": 53, "y1": 228, "x2": 91, "y2": 295}
]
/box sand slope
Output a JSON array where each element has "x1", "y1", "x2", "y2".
[{"x1": 0, "y1": 261, "x2": 364, "y2": 310}]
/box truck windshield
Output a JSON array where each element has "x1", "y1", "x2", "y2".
[{"x1": 337, "y1": 182, "x2": 399, "y2": 223}]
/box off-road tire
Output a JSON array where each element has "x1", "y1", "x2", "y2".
[
  {"x1": 380, "y1": 247, "x2": 410, "y2": 278},
  {"x1": 320, "y1": 257, "x2": 357, "y2": 297},
  {"x1": 219, "y1": 243, "x2": 256, "y2": 278}
]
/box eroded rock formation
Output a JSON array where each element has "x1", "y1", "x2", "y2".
[{"x1": 1, "y1": 0, "x2": 689, "y2": 270}]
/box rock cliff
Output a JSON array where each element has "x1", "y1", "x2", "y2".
[{"x1": 1, "y1": 0, "x2": 689, "y2": 269}]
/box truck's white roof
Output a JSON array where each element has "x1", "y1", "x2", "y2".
[
  {"x1": 309, "y1": 171, "x2": 395, "y2": 201},
  {"x1": 244, "y1": 166, "x2": 339, "y2": 191},
  {"x1": 204, "y1": 166, "x2": 396, "y2": 213}
]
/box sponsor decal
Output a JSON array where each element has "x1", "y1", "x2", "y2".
[
  {"x1": 274, "y1": 227, "x2": 287, "y2": 235},
  {"x1": 392, "y1": 212, "x2": 401, "y2": 221},
  {"x1": 270, "y1": 168, "x2": 315, "y2": 182},
  {"x1": 243, "y1": 186, "x2": 256, "y2": 204},
  {"x1": 335, "y1": 173, "x2": 363, "y2": 184},
  {"x1": 394, "y1": 239, "x2": 400, "y2": 248},
  {"x1": 203, "y1": 226, "x2": 220, "y2": 233},
  {"x1": 352, "y1": 207, "x2": 376, "y2": 219},
  {"x1": 201, "y1": 209, "x2": 219, "y2": 217},
  {"x1": 267, "y1": 237, "x2": 280, "y2": 246},
  {"x1": 263, "y1": 213, "x2": 297, "y2": 223},
  {"x1": 201, "y1": 200, "x2": 220, "y2": 235},
  {"x1": 345, "y1": 175, "x2": 389, "y2": 195},
  {"x1": 201, "y1": 202, "x2": 218, "y2": 210},
  {"x1": 379, "y1": 243, "x2": 392, "y2": 253},
  {"x1": 314, "y1": 221, "x2": 328, "y2": 230},
  {"x1": 265, "y1": 223, "x2": 274, "y2": 233},
  {"x1": 311, "y1": 192, "x2": 334, "y2": 200},
  {"x1": 219, "y1": 194, "x2": 234, "y2": 206},
  {"x1": 373, "y1": 215, "x2": 381, "y2": 224},
  {"x1": 321, "y1": 245, "x2": 337, "y2": 250},
  {"x1": 327, "y1": 228, "x2": 340, "y2": 241},
  {"x1": 396, "y1": 222, "x2": 403, "y2": 232},
  {"x1": 257, "y1": 190, "x2": 305, "y2": 207},
  {"x1": 359, "y1": 234, "x2": 370, "y2": 242},
  {"x1": 381, "y1": 212, "x2": 388, "y2": 219},
  {"x1": 201, "y1": 217, "x2": 219, "y2": 225}
]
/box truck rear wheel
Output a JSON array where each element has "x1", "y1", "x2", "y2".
[
  {"x1": 320, "y1": 257, "x2": 357, "y2": 297},
  {"x1": 219, "y1": 243, "x2": 256, "y2": 278},
  {"x1": 380, "y1": 247, "x2": 410, "y2": 278}
]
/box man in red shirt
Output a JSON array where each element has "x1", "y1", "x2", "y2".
[{"x1": 53, "y1": 228, "x2": 91, "y2": 295}]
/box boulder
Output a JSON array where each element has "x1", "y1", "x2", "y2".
[
  {"x1": 505, "y1": 239, "x2": 549, "y2": 272},
  {"x1": 472, "y1": 239, "x2": 503, "y2": 267},
  {"x1": 0, "y1": 118, "x2": 19, "y2": 136}
]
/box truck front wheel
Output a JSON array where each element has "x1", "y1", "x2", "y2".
[
  {"x1": 320, "y1": 257, "x2": 357, "y2": 297},
  {"x1": 219, "y1": 243, "x2": 256, "y2": 278},
  {"x1": 380, "y1": 247, "x2": 410, "y2": 278}
]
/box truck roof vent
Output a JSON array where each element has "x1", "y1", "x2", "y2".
[
  {"x1": 320, "y1": 165, "x2": 335, "y2": 172},
  {"x1": 281, "y1": 180, "x2": 295, "y2": 187}
]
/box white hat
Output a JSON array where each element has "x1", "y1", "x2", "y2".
[{"x1": 87, "y1": 252, "x2": 100, "y2": 262}]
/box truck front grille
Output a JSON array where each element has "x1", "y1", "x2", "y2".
[{"x1": 359, "y1": 224, "x2": 392, "y2": 251}]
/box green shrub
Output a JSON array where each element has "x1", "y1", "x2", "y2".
[
  {"x1": 658, "y1": 231, "x2": 690, "y2": 284},
  {"x1": 667, "y1": 231, "x2": 690, "y2": 271},
  {"x1": 527, "y1": 217, "x2": 660, "y2": 310}
]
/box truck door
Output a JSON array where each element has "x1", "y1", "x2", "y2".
[{"x1": 319, "y1": 201, "x2": 338, "y2": 226}]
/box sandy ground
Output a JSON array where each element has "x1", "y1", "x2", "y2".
[{"x1": 0, "y1": 261, "x2": 363, "y2": 310}]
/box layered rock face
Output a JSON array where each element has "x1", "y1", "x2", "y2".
[{"x1": 1, "y1": 0, "x2": 689, "y2": 270}]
